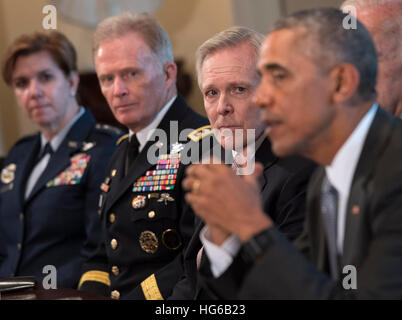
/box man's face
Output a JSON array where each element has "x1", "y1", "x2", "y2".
[
  {"x1": 256, "y1": 28, "x2": 336, "y2": 159},
  {"x1": 200, "y1": 42, "x2": 264, "y2": 150},
  {"x1": 95, "y1": 32, "x2": 168, "y2": 132},
  {"x1": 357, "y1": 6, "x2": 402, "y2": 116}
]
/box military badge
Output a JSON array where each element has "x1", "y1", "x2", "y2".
[
  {"x1": 157, "y1": 193, "x2": 175, "y2": 205},
  {"x1": 82, "y1": 141, "x2": 96, "y2": 152},
  {"x1": 1, "y1": 163, "x2": 16, "y2": 184},
  {"x1": 162, "y1": 229, "x2": 182, "y2": 250},
  {"x1": 132, "y1": 195, "x2": 147, "y2": 209},
  {"x1": 170, "y1": 142, "x2": 185, "y2": 154},
  {"x1": 139, "y1": 230, "x2": 159, "y2": 254},
  {"x1": 47, "y1": 154, "x2": 90, "y2": 187}
]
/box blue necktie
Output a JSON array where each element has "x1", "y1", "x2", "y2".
[{"x1": 321, "y1": 175, "x2": 339, "y2": 280}]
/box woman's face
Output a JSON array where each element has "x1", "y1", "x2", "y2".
[{"x1": 11, "y1": 50, "x2": 76, "y2": 128}]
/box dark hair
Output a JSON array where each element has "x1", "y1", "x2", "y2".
[
  {"x1": 2, "y1": 31, "x2": 77, "y2": 85},
  {"x1": 272, "y1": 7, "x2": 377, "y2": 103}
]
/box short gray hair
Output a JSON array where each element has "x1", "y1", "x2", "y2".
[
  {"x1": 272, "y1": 7, "x2": 377, "y2": 103},
  {"x1": 196, "y1": 26, "x2": 264, "y2": 88},
  {"x1": 94, "y1": 12, "x2": 174, "y2": 65}
]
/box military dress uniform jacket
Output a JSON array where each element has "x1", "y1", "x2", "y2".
[
  {"x1": 201, "y1": 107, "x2": 402, "y2": 299},
  {"x1": 0, "y1": 109, "x2": 122, "y2": 288},
  {"x1": 170, "y1": 137, "x2": 317, "y2": 299},
  {"x1": 79, "y1": 95, "x2": 208, "y2": 300}
]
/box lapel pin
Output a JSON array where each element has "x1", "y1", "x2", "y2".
[
  {"x1": 170, "y1": 142, "x2": 185, "y2": 154},
  {"x1": 68, "y1": 141, "x2": 78, "y2": 148},
  {"x1": 352, "y1": 205, "x2": 360, "y2": 215},
  {"x1": 82, "y1": 142, "x2": 95, "y2": 152}
]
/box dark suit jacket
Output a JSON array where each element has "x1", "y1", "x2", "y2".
[
  {"x1": 204, "y1": 107, "x2": 402, "y2": 299},
  {"x1": 0, "y1": 109, "x2": 121, "y2": 288},
  {"x1": 169, "y1": 137, "x2": 316, "y2": 299},
  {"x1": 79, "y1": 95, "x2": 208, "y2": 299}
]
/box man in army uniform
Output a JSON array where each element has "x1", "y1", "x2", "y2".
[{"x1": 78, "y1": 13, "x2": 208, "y2": 299}]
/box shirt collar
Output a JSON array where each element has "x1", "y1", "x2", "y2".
[
  {"x1": 325, "y1": 103, "x2": 378, "y2": 195},
  {"x1": 40, "y1": 107, "x2": 85, "y2": 152},
  {"x1": 129, "y1": 95, "x2": 176, "y2": 152},
  {"x1": 231, "y1": 131, "x2": 266, "y2": 161}
]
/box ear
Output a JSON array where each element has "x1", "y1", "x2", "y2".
[
  {"x1": 329, "y1": 63, "x2": 360, "y2": 103},
  {"x1": 163, "y1": 61, "x2": 177, "y2": 90},
  {"x1": 68, "y1": 71, "x2": 80, "y2": 96}
]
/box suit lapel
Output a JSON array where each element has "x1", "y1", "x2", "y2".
[
  {"x1": 342, "y1": 108, "x2": 395, "y2": 265},
  {"x1": 307, "y1": 167, "x2": 328, "y2": 271},
  {"x1": 15, "y1": 134, "x2": 41, "y2": 208},
  {"x1": 255, "y1": 138, "x2": 277, "y2": 191},
  {"x1": 25, "y1": 109, "x2": 95, "y2": 203}
]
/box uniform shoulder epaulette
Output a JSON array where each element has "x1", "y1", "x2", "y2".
[
  {"x1": 116, "y1": 134, "x2": 129, "y2": 146},
  {"x1": 14, "y1": 133, "x2": 37, "y2": 147},
  {"x1": 187, "y1": 125, "x2": 213, "y2": 142},
  {"x1": 95, "y1": 123, "x2": 124, "y2": 136}
]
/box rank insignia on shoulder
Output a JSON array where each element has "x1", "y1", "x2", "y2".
[
  {"x1": 116, "y1": 134, "x2": 129, "y2": 146},
  {"x1": 1, "y1": 163, "x2": 16, "y2": 184},
  {"x1": 188, "y1": 125, "x2": 213, "y2": 142}
]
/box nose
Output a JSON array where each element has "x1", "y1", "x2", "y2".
[
  {"x1": 113, "y1": 77, "x2": 129, "y2": 98},
  {"x1": 28, "y1": 79, "x2": 44, "y2": 99},
  {"x1": 254, "y1": 81, "x2": 273, "y2": 111},
  {"x1": 217, "y1": 93, "x2": 233, "y2": 116}
]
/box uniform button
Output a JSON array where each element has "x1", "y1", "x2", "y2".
[
  {"x1": 19, "y1": 213, "x2": 24, "y2": 221},
  {"x1": 148, "y1": 211, "x2": 156, "y2": 219},
  {"x1": 111, "y1": 290, "x2": 120, "y2": 300},
  {"x1": 17, "y1": 243, "x2": 21, "y2": 250},
  {"x1": 109, "y1": 213, "x2": 116, "y2": 223},
  {"x1": 111, "y1": 266, "x2": 119, "y2": 276},
  {"x1": 110, "y1": 239, "x2": 118, "y2": 250}
]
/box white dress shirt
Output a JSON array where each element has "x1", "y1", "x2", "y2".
[
  {"x1": 24, "y1": 107, "x2": 85, "y2": 199},
  {"x1": 201, "y1": 104, "x2": 378, "y2": 278},
  {"x1": 325, "y1": 103, "x2": 377, "y2": 254},
  {"x1": 200, "y1": 132, "x2": 266, "y2": 277}
]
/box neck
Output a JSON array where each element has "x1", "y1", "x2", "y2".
[
  {"x1": 303, "y1": 101, "x2": 373, "y2": 166},
  {"x1": 40, "y1": 101, "x2": 80, "y2": 141}
]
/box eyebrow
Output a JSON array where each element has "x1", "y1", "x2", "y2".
[
  {"x1": 262, "y1": 63, "x2": 288, "y2": 72},
  {"x1": 12, "y1": 68, "x2": 53, "y2": 81}
]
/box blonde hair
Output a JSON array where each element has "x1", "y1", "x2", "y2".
[
  {"x1": 196, "y1": 26, "x2": 264, "y2": 88},
  {"x1": 93, "y1": 12, "x2": 173, "y2": 65}
]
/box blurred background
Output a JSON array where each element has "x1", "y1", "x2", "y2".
[{"x1": 0, "y1": 0, "x2": 343, "y2": 156}]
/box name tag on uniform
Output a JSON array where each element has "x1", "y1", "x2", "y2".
[{"x1": 47, "y1": 154, "x2": 90, "y2": 187}]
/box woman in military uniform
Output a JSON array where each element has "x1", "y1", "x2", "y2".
[{"x1": 0, "y1": 31, "x2": 122, "y2": 288}]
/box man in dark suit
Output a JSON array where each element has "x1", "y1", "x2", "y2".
[
  {"x1": 170, "y1": 26, "x2": 315, "y2": 299},
  {"x1": 78, "y1": 12, "x2": 208, "y2": 300},
  {"x1": 183, "y1": 8, "x2": 402, "y2": 299}
]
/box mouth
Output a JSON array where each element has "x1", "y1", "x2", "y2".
[
  {"x1": 114, "y1": 103, "x2": 137, "y2": 111},
  {"x1": 263, "y1": 119, "x2": 282, "y2": 134},
  {"x1": 30, "y1": 104, "x2": 50, "y2": 111}
]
